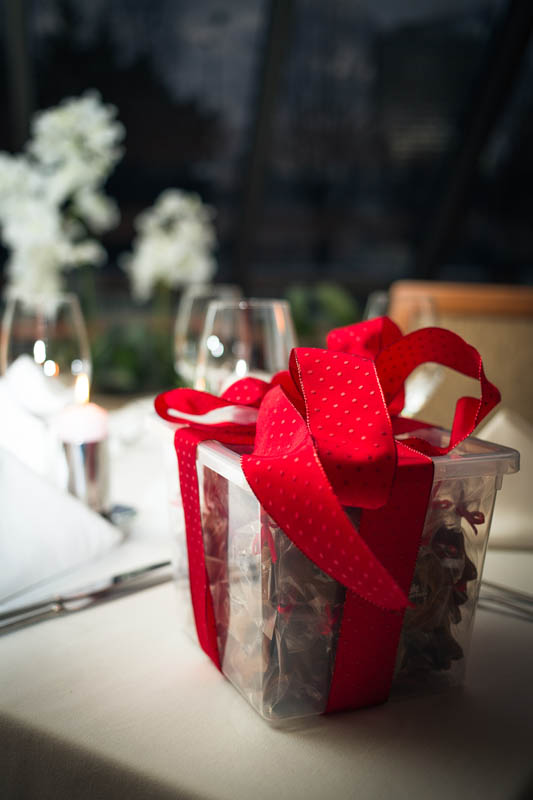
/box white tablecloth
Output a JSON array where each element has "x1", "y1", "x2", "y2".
[
  {"x1": 2, "y1": 394, "x2": 532, "y2": 799},
  {"x1": 1, "y1": 548, "x2": 532, "y2": 800}
]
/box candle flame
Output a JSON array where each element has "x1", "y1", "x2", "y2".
[
  {"x1": 43, "y1": 359, "x2": 59, "y2": 377},
  {"x1": 33, "y1": 339, "x2": 46, "y2": 364},
  {"x1": 74, "y1": 373, "x2": 90, "y2": 405},
  {"x1": 273, "y1": 304, "x2": 287, "y2": 334}
]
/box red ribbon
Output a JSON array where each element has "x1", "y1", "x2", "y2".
[{"x1": 155, "y1": 317, "x2": 500, "y2": 711}]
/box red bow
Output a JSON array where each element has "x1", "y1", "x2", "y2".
[{"x1": 155, "y1": 317, "x2": 500, "y2": 712}]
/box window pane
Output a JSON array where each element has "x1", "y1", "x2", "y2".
[
  {"x1": 26, "y1": 0, "x2": 266, "y2": 281},
  {"x1": 2, "y1": 0, "x2": 530, "y2": 299},
  {"x1": 257, "y1": 0, "x2": 508, "y2": 292},
  {"x1": 445, "y1": 35, "x2": 533, "y2": 284}
]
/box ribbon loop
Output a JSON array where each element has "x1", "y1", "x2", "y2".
[
  {"x1": 289, "y1": 348, "x2": 396, "y2": 509},
  {"x1": 327, "y1": 317, "x2": 405, "y2": 415},
  {"x1": 327, "y1": 316, "x2": 403, "y2": 359},
  {"x1": 155, "y1": 379, "x2": 269, "y2": 444},
  {"x1": 374, "y1": 326, "x2": 500, "y2": 454}
]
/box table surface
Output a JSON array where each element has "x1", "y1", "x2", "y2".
[{"x1": 1, "y1": 547, "x2": 532, "y2": 800}]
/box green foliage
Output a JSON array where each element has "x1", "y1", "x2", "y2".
[
  {"x1": 285, "y1": 282, "x2": 360, "y2": 346},
  {"x1": 89, "y1": 281, "x2": 360, "y2": 395},
  {"x1": 91, "y1": 319, "x2": 181, "y2": 394}
]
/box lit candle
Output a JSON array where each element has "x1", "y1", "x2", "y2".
[
  {"x1": 54, "y1": 373, "x2": 108, "y2": 444},
  {"x1": 55, "y1": 400, "x2": 109, "y2": 444},
  {"x1": 53, "y1": 375, "x2": 110, "y2": 511}
]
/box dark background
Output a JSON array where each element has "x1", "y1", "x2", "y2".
[{"x1": 2, "y1": 0, "x2": 533, "y2": 306}]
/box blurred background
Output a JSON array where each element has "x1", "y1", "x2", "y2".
[{"x1": 2, "y1": 0, "x2": 532, "y2": 393}]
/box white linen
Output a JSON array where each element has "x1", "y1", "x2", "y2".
[
  {"x1": 0, "y1": 447, "x2": 122, "y2": 602},
  {"x1": 479, "y1": 409, "x2": 532, "y2": 549},
  {"x1": 0, "y1": 384, "x2": 531, "y2": 799},
  {"x1": 0, "y1": 549, "x2": 531, "y2": 800},
  {"x1": 0, "y1": 538, "x2": 174, "y2": 613},
  {"x1": 108, "y1": 399, "x2": 182, "y2": 542},
  {"x1": 0, "y1": 377, "x2": 50, "y2": 476}
]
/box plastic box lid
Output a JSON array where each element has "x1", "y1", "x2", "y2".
[{"x1": 197, "y1": 428, "x2": 519, "y2": 492}]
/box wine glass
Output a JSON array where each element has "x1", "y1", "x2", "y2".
[
  {"x1": 195, "y1": 299, "x2": 297, "y2": 395},
  {"x1": 174, "y1": 284, "x2": 242, "y2": 386},
  {"x1": 0, "y1": 292, "x2": 92, "y2": 420},
  {"x1": 363, "y1": 290, "x2": 389, "y2": 320}
]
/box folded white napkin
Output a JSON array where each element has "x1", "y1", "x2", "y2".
[
  {"x1": 0, "y1": 377, "x2": 50, "y2": 476},
  {"x1": 0, "y1": 448, "x2": 122, "y2": 602},
  {"x1": 479, "y1": 409, "x2": 531, "y2": 549}
]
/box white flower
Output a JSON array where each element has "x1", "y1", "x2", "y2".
[
  {"x1": 0, "y1": 91, "x2": 123, "y2": 297},
  {"x1": 7, "y1": 245, "x2": 64, "y2": 297},
  {"x1": 1, "y1": 195, "x2": 59, "y2": 253},
  {"x1": 72, "y1": 187, "x2": 120, "y2": 234},
  {"x1": 28, "y1": 90, "x2": 124, "y2": 204},
  {"x1": 122, "y1": 189, "x2": 217, "y2": 301},
  {"x1": 2, "y1": 191, "x2": 106, "y2": 297},
  {"x1": 0, "y1": 154, "x2": 44, "y2": 218}
]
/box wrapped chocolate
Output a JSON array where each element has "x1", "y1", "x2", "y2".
[{"x1": 156, "y1": 317, "x2": 519, "y2": 721}]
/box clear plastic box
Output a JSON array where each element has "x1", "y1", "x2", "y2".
[{"x1": 174, "y1": 428, "x2": 519, "y2": 721}]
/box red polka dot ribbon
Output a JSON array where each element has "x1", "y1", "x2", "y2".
[{"x1": 155, "y1": 317, "x2": 500, "y2": 711}]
